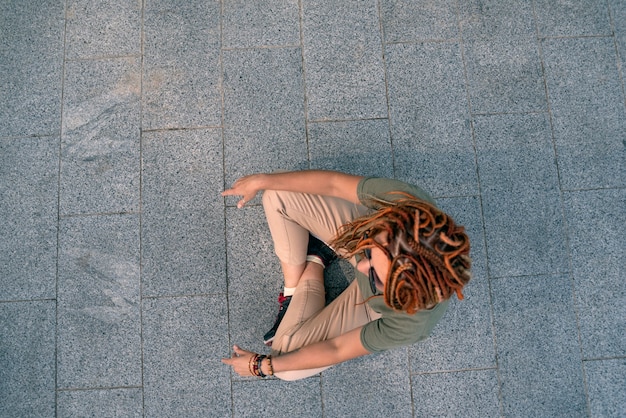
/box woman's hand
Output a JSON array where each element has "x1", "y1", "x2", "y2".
[
  {"x1": 221, "y1": 345, "x2": 257, "y2": 376},
  {"x1": 222, "y1": 174, "x2": 265, "y2": 208}
]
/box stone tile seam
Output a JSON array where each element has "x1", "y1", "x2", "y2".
[
  {"x1": 538, "y1": 33, "x2": 616, "y2": 41},
  {"x1": 63, "y1": 54, "x2": 142, "y2": 62},
  {"x1": 307, "y1": 116, "x2": 389, "y2": 124},
  {"x1": 561, "y1": 185, "x2": 626, "y2": 193},
  {"x1": 55, "y1": 0, "x2": 70, "y2": 412},
  {"x1": 0, "y1": 134, "x2": 59, "y2": 140},
  {"x1": 59, "y1": 211, "x2": 141, "y2": 218},
  {"x1": 410, "y1": 366, "x2": 498, "y2": 376},
  {"x1": 56, "y1": 385, "x2": 143, "y2": 392},
  {"x1": 374, "y1": 0, "x2": 399, "y2": 179},
  {"x1": 222, "y1": 44, "x2": 300, "y2": 52},
  {"x1": 141, "y1": 292, "x2": 227, "y2": 300},
  {"x1": 583, "y1": 355, "x2": 626, "y2": 362},
  {"x1": 141, "y1": 125, "x2": 223, "y2": 133},
  {"x1": 488, "y1": 271, "x2": 572, "y2": 281},
  {"x1": 0, "y1": 298, "x2": 57, "y2": 304}
]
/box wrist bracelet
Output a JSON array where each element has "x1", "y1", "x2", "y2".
[
  {"x1": 266, "y1": 355, "x2": 274, "y2": 376},
  {"x1": 256, "y1": 355, "x2": 267, "y2": 378},
  {"x1": 248, "y1": 354, "x2": 258, "y2": 376}
]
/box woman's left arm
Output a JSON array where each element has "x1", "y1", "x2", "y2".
[{"x1": 222, "y1": 327, "x2": 370, "y2": 377}]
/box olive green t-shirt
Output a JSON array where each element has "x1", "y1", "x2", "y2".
[{"x1": 356, "y1": 177, "x2": 449, "y2": 353}]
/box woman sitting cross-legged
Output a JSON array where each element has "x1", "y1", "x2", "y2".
[{"x1": 221, "y1": 170, "x2": 471, "y2": 381}]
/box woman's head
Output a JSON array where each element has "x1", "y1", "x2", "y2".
[{"x1": 332, "y1": 194, "x2": 471, "y2": 314}]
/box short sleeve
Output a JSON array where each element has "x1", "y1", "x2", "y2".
[
  {"x1": 360, "y1": 299, "x2": 449, "y2": 353},
  {"x1": 357, "y1": 177, "x2": 436, "y2": 208}
]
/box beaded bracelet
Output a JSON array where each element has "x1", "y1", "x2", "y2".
[
  {"x1": 266, "y1": 355, "x2": 274, "y2": 376},
  {"x1": 256, "y1": 355, "x2": 267, "y2": 378},
  {"x1": 248, "y1": 353, "x2": 274, "y2": 378},
  {"x1": 248, "y1": 354, "x2": 257, "y2": 376}
]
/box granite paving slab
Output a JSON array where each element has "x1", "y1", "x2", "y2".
[
  {"x1": 142, "y1": 0, "x2": 221, "y2": 130},
  {"x1": 65, "y1": 0, "x2": 141, "y2": 59},
  {"x1": 385, "y1": 42, "x2": 477, "y2": 197},
  {"x1": 0, "y1": 0, "x2": 64, "y2": 137},
  {"x1": 302, "y1": 0, "x2": 387, "y2": 120},
  {"x1": 57, "y1": 214, "x2": 141, "y2": 389},
  {"x1": 223, "y1": 47, "x2": 308, "y2": 194},
  {"x1": 0, "y1": 137, "x2": 58, "y2": 301},
  {"x1": 231, "y1": 378, "x2": 322, "y2": 418},
  {"x1": 534, "y1": 0, "x2": 613, "y2": 37},
  {"x1": 563, "y1": 188, "x2": 625, "y2": 359},
  {"x1": 0, "y1": 301, "x2": 56, "y2": 418},
  {"x1": 142, "y1": 295, "x2": 231, "y2": 418},
  {"x1": 141, "y1": 128, "x2": 226, "y2": 297},
  {"x1": 56, "y1": 388, "x2": 143, "y2": 418},
  {"x1": 491, "y1": 274, "x2": 586, "y2": 417},
  {"x1": 474, "y1": 113, "x2": 567, "y2": 278},
  {"x1": 222, "y1": 0, "x2": 300, "y2": 48},
  {"x1": 381, "y1": 0, "x2": 458, "y2": 43},
  {"x1": 308, "y1": 119, "x2": 394, "y2": 178},
  {"x1": 60, "y1": 57, "x2": 141, "y2": 215},
  {"x1": 457, "y1": 0, "x2": 536, "y2": 40},
  {"x1": 321, "y1": 349, "x2": 412, "y2": 417},
  {"x1": 462, "y1": 38, "x2": 546, "y2": 114},
  {"x1": 411, "y1": 369, "x2": 500, "y2": 417},
  {"x1": 584, "y1": 359, "x2": 626, "y2": 418},
  {"x1": 542, "y1": 37, "x2": 626, "y2": 190}
]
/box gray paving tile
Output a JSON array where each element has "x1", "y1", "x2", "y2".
[
  {"x1": 143, "y1": 295, "x2": 231, "y2": 418},
  {"x1": 307, "y1": 119, "x2": 394, "y2": 178},
  {"x1": 223, "y1": 47, "x2": 308, "y2": 189},
  {"x1": 60, "y1": 57, "x2": 141, "y2": 215},
  {"x1": 65, "y1": 0, "x2": 141, "y2": 59},
  {"x1": 0, "y1": 301, "x2": 55, "y2": 418},
  {"x1": 57, "y1": 388, "x2": 143, "y2": 418},
  {"x1": 385, "y1": 42, "x2": 477, "y2": 197},
  {"x1": 141, "y1": 129, "x2": 225, "y2": 297},
  {"x1": 322, "y1": 349, "x2": 412, "y2": 418},
  {"x1": 222, "y1": 0, "x2": 300, "y2": 48},
  {"x1": 463, "y1": 38, "x2": 546, "y2": 114},
  {"x1": 563, "y1": 188, "x2": 625, "y2": 359},
  {"x1": 543, "y1": 37, "x2": 626, "y2": 190},
  {"x1": 535, "y1": 0, "x2": 612, "y2": 37},
  {"x1": 226, "y1": 206, "x2": 283, "y2": 353},
  {"x1": 411, "y1": 370, "x2": 500, "y2": 418},
  {"x1": 458, "y1": 0, "x2": 535, "y2": 40},
  {"x1": 0, "y1": 137, "x2": 58, "y2": 301},
  {"x1": 302, "y1": 0, "x2": 387, "y2": 120},
  {"x1": 584, "y1": 359, "x2": 626, "y2": 418},
  {"x1": 381, "y1": 0, "x2": 458, "y2": 43},
  {"x1": 232, "y1": 378, "x2": 322, "y2": 417},
  {"x1": 474, "y1": 113, "x2": 567, "y2": 278},
  {"x1": 142, "y1": 1, "x2": 221, "y2": 130},
  {"x1": 612, "y1": 0, "x2": 626, "y2": 79},
  {"x1": 0, "y1": 0, "x2": 64, "y2": 137},
  {"x1": 410, "y1": 196, "x2": 495, "y2": 373},
  {"x1": 491, "y1": 274, "x2": 586, "y2": 417},
  {"x1": 57, "y1": 214, "x2": 141, "y2": 389}
]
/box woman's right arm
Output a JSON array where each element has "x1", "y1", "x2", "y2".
[{"x1": 222, "y1": 170, "x2": 363, "y2": 208}]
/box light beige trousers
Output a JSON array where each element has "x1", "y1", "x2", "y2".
[{"x1": 262, "y1": 190, "x2": 381, "y2": 380}]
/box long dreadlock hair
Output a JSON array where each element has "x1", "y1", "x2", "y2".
[{"x1": 331, "y1": 193, "x2": 471, "y2": 314}]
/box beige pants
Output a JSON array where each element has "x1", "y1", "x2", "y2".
[{"x1": 262, "y1": 190, "x2": 381, "y2": 380}]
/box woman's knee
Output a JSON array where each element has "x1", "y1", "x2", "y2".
[{"x1": 262, "y1": 189, "x2": 279, "y2": 211}]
